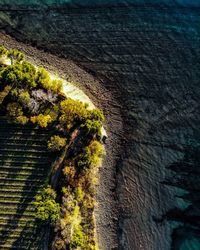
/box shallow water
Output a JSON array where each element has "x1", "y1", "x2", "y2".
[{"x1": 0, "y1": 1, "x2": 200, "y2": 250}]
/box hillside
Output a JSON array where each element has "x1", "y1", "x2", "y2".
[{"x1": 0, "y1": 116, "x2": 54, "y2": 249}]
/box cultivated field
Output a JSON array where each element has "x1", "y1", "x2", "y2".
[{"x1": 0, "y1": 116, "x2": 53, "y2": 249}]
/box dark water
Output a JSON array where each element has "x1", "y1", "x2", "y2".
[{"x1": 0, "y1": 1, "x2": 200, "y2": 250}]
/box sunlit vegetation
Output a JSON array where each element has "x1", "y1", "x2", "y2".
[
  {"x1": 33, "y1": 186, "x2": 60, "y2": 223},
  {"x1": 48, "y1": 135, "x2": 67, "y2": 152},
  {"x1": 0, "y1": 45, "x2": 105, "y2": 249}
]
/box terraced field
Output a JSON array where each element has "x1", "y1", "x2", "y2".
[{"x1": 0, "y1": 116, "x2": 54, "y2": 249}]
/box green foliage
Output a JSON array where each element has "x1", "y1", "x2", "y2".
[
  {"x1": 50, "y1": 79, "x2": 63, "y2": 93},
  {"x1": 33, "y1": 186, "x2": 60, "y2": 223},
  {"x1": 7, "y1": 102, "x2": 23, "y2": 117},
  {"x1": 18, "y1": 90, "x2": 31, "y2": 105},
  {"x1": 10, "y1": 87, "x2": 20, "y2": 99},
  {"x1": 88, "y1": 140, "x2": 104, "y2": 167},
  {"x1": 20, "y1": 61, "x2": 37, "y2": 88},
  {"x1": 35, "y1": 68, "x2": 63, "y2": 92},
  {"x1": 0, "y1": 61, "x2": 36, "y2": 88},
  {"x1": 89, "y1": 108, "x2": 105, "y2": 122},
  {"x1": 48, "y1": 135, "x2": 67, "y2": 152},
  {"x1": 30, "y1": 114, "x2": 53, "y2": 128},
  {"x1": 81, "y1": 119, "x2": 102, "y2": 136},
  {"x1": 16, "y1": 115, "x2": 29, "y2": 125},
  {"x1": 77, "y1": 140, "x2": 104, "y2": 170},
  {"x1": 71, "y1": 226, "x2": 86, "y2": 249},
  {"x1": 0, "y1": 64, "x2": 24, "y2": 87},
  {"x1": 77, "y1": 147, "x2": 91, "y2": 170},
  {"x1": 36, "y1": 67, "x2": 51, "y2": 89},
  {"x1": 59, "y1": 98, "x2": 88, "y2": 129},
  {"x1": 7, "y1": 49, "x2": 25, "y2": 64},
  {"x1": 74, "y1": 186, "x2": 85, "y2": 202}
]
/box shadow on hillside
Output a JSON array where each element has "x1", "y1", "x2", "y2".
[{"x1": 0, "y1": 120, "x2": 54, "y2": 248}]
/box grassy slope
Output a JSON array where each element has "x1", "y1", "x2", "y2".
[{"x1": 0, "y1": 116, "x2": 53, "y2": 249}]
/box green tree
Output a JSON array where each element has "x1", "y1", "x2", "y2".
[
  {"x1": 7, "y1": 102, "x2": 23, "y2": 117},
  {"x1": 50, "y1": 79, "x2": 63, "y2": 93},
  {"x1": 71, "y1": 226, "x2": 86, "y2": 249},
  {"x1": 81, "y1": 119, "x2": 102, "y2": 137},
  {"x1": 77, "y1": 147, "x2": 91, "y2": 170},
  {"x1": 18, "y1": 90, "x2": 31, "y2": 106},
  {"x1": 7, "y1": 49, "x2": 25, "y2": 65},
  {"x1": 30, "y1": 114, "x2": 53, "y2": 128},
  {"x1": 33, "y1": 186, "x2": 60, "y2": 223},
  {"x1": 59, "y1": 98, "x2": 88, "y2": 129},
  {"x1": 0, "y1": 64, "x2": 24, "y2": 87},
  {"x1": 20, "y1": 61, "x2": 37, "y2": 88},
  {"x1": 89, "y1": 108, "x2": 105, "y2": 122},
  {"x1": 36, "y1": 67, "x2": 51, "y2": 89},
  {"x1": 48, "y1": 135, "x2": 67, "y2": 152},
  {"x1": 16, "y1": 115, "x2": 29, "y2": 125}
]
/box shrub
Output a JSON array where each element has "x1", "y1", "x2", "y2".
[
  {"x1": 18, "y1": 90, "x2": 31, "y2": 106},
  {"x1": 10, "y1": 87, "x2": 20, "y2": 99},
  {"x1": 71, "y1": 226, "x2": 86, "y2": 249},
  {"x1": 59, "y1": 98, "x2": 88, "y2": 128},
  {"x1": 81, "y1": 119, "x2": 102, "y2": 137},
  {"x1": 89, "y1": 140, "x2": 104, "y2": 167},
  {"x1": 20, "y1": 61, "x2": 37, "y2": 88},
  {"x1": 77, "y1": 147, "x2": 91, "y2": 170},
  {"x1": 30, "y1": 114, "x2": 53, "y2": 128},
  {"x1": 16, "y1": 115, "x2": 29, "y2": 125},
  {"x1": 50, "y1": 79, "x2": 63, "y2": 93},
  {"x1": 7, "y1": 102, "x2": 23, "y2": 117},
  {"x1": 32, "y1": 89, "x2": 58, "y2": 104},
  {"x1": 36, "y1": 67, "x2": 51, "y2": 89},
  {"x1": 48, "y1": 135, "x2": 67, "y2": 151},
  {"x1": 89, "y1": 108, "x2": 105, "y2": 122},
  {"x1": 33, "y1": 186, "x2": 60, "y2": 224},
  {"x1": 75, "y1": 186, "x2": 85, "y2": 202},
  {"x1": 31, "y1": 89, "x2": 47, "y2": 102},
  {"x1": 7, "y1": 49, "x2": 25, "y2": 64},
  {"x1": 0, "y1": 64, "x2": 24, "y2": 87},
  {"x1": 63, "y1": 165, "x2": 76, "y2": 186}
]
